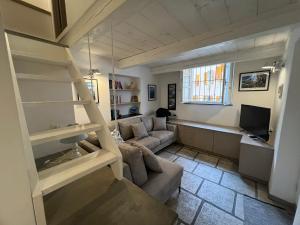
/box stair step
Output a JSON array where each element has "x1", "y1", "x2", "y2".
[
  {"x1": 30, "y1": 123, "x2": 102, "y2": 146},
  {"x1": 22, "y1": 100, "x2": 90, "y2": 105},
  {"x1": 11, "y1": 50, "x2": 71, "y2": 66},
  {"x1": 38, "y1": 150, "x2": 118, "y2": 195},
  {"x1": 16, "y1": 73, "x2": 72, "y2": 83}
]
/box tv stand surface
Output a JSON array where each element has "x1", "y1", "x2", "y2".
[{"x1": 168, "y1": 119, "x2": 274, "y2": 182}]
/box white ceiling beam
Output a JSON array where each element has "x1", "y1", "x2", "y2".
[
  {"x1": 118, "y1": 4, "x2": 300, "y2": 68},
  {"x1": 151, "y1": 42, "x2": 285, "y2": 74},
  {"x1": 60, "y1": 0, "x2": 127, "y2": 46}
]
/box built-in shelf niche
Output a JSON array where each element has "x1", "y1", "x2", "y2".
[{"x1": 109, "y1": 74, "x2": 141, "y2": 120}]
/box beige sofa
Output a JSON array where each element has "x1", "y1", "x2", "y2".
[
  {"x1": 80, "y1": 116, "x2": 182, "y2": 202},
  {"x1": 117, "y1": 116, "x2": 177, "y2": 153}
]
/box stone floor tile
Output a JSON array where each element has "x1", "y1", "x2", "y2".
[
  {"x1": 166, "y1": 189, "x2": 202, "y2": 224},
  {"x1": 174, "y1": 157, "x2": 198, "y2": 172},
  {"x1": 235, "y1": 193, "x2": 245, "y2": 220},
  {"x1": 166, "y1": 144, "x2": 183, "y2": 154},
  {"x1": 197, "y1": 180, "x2": 235, "y2": 213},
  {"x1": 194, "y1": 203, "x2": 243, "y2": 225},
  {"x1": 181, "y1": 171, "x2": 203, "y2": 194},
  {"x1": 177, "y1": 147, "x2": 198, "y2": 160},
  {"x1": 217, "y1": 159, "x2": 238, "y2": 174},
  {"x1": 158, "y1": 151, "x2": 178, "y2": 162},
  {"x1": 221, "y1": 172, "x2": 255, "y2": 197},
  {"x1": 195, "y1": 153, "x2": 219, "y2": 167},
  {"x1": 193, "y1": 163, "x2": 223, "y2": 183}
]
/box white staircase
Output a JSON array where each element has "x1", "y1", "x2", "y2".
[{"x1": 3, "y1": 31, "x2": 123, "y2": 225}]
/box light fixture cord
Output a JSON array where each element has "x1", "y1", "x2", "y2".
[
  {"x1": 88, "y1": 32, "x2": 93, "y2": 79},
  {"x1": 111, "y1": 21, "x2": 118, "y2": 125}
]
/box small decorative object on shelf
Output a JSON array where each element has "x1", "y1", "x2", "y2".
[
  {"x1": 129, "y1": 106, "x2": 139, "y2": 115},
  {"x1": 125, "y1": 81, "x2": 137, "y2": 90},
  {"x1": 131, "y1": 95, "x2": 139, "y2": 102}
]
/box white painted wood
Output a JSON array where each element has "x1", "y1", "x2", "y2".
[
  {"x1": 60, "y1": 0, "x2": 127, "y2": 46},
  {"x1": 66, "y1": 49, "x2": 123, "y2": 180},
  {"x1": 0, "y1": 16, "x2": 37, "y2": 225},
  {"x1": 30, "y1": 123, "x2": 102, "y2": 146},
  {"x1": 118, "y1": 3, "x2": 300, "y2": 68},
  {"x1": 38, "y1": 150, "x2": 117, "y2": 195},
  {"x1": 32, "y1": 187, "x2": 47, "y2": 225},
  {"x1": 151, "y1": 42, "x2": 285, "y2": 74},
  {"x1": 22, "y1": 100, "x2": 90, "y2": 105},
  {"x1": 17, "y1": 73, "x2": 72, "y2": 82}
]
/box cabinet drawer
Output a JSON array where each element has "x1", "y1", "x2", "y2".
[
  {"x1": 178, "y1": 125, "x2": 213, "y2": 152},
  {"x1": 213, "y1": 132, "x2": 242, "y2": 159}
]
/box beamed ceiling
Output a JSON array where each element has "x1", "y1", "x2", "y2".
[{"x1": 72, "y1": 0, "x2": 300, "y2": 69}]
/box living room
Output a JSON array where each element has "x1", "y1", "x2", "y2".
[{"x1": 1, "y1": 1, "x2": 300, "y2": 225}]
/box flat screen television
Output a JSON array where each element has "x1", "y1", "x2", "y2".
[{"x1": 240, "y1": 104, "x2": 271, "y2": 141}]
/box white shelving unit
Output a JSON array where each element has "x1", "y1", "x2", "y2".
[{"x1": 109, "y1": 74, "x2": 141, "y2": 120}]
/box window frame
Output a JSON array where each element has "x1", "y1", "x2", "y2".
[{"x1": 181, "y1": 63, "x2": 233, "y2": 106}]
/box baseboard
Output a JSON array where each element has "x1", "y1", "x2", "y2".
[{"x1": 268, "y1": 194, "x2": 296, "y2": 209}]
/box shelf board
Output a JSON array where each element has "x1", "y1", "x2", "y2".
[
  {"x1": 38, "y1": 150, "x2": 118, "y2": 195},
  {"x1": 22, "y1": 100, "x2": 90, "y2": 105},
  {"x1": 30, "y1": 123, "x2": 102, "y2": 146},
  {"x1": 111, "y1": 102, "x2": 140, "y2": 106},
  {"x1": 110, "y1": 89, "x2": 139, "y2": 92},
  {"x1": 11, "y1": 50, "x2": 71, "y2": 66},
  {"x1": 16, "y1": 73, "x2": 72, "y2": 83}
]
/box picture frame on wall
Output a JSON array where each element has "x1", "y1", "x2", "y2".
[
  {"x1": 168, "y1": 83, "x2": 176, "y2": 110},
  {"x1": 78, "y1": 78, "x2": 99, "y2": 103},
  {"x1": 239, "y1": 70, "x2": 270, "y2": 92},
  {"x1": 148, "y1": 84, "x2": 156, "y2": 101}
]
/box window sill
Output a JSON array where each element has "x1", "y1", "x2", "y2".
[{"x1": 181, "y1": 102, "x2": 233, "y2": 106}]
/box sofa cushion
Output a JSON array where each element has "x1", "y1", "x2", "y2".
[
  {"x1": 142, "y1": 116, "x2": 153, "y2": 132},
  {"x1": 131, "y1": 122, "x2": 149, "y2": 140},
  {"x1": 142, "y1": 157, "x2": 183, "y2": 202},
  {"x1": 118, "y1": 118, "x2": 142, "y2": 140},
  {"x1": 118, "y1": 143, "x2": 148, "y2": 186},
  {"x1": 149, "y1": 130, "x2": 174, "y2": 144},
  {"x1": 127, "y1": 136, "x2": 160, "y2": 150},
  {"x1": 86, "y1": 132, "x2": 101, "y2": 147},
  {"x1": 153, "y1": 117, "x2": 167, "y2": 131},
  {"x1": 131, "y1": 142, "x2": 162, "y2": 173}
]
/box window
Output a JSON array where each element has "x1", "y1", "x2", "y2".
[{"x1": 182, "y1": 63, "x2": 232, "y2": 105}]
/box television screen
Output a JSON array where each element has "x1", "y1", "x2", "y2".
[{"x1": 240, "y1": 104, "x2": 271, "y2": 141}]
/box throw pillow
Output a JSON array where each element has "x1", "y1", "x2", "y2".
[
  {"x1": 118, "y1": 122, "x2": 134, "y2": 141},
  {"x1": 118, "y1": 143, "x2": 148, "y2": 186},
  {"x1": 131, "y1": 142, "x2": 162, "y2": 173},
  {"x1": 131, "y1": 122, "x2": 149, "y2": 140},
  {"x1": 153, "y1": 117, "x2": 167, "y2": 131},
  {"x1": 141, "y1": 116, "x2": 154, "y2": 132}
]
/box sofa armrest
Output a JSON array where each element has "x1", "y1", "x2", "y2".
[
  {"x1": 123, "y1": 162, "x2": 133, "y2": 182},
  {"x1": 167, "y1": 123, "x2": 177, "y2": 141},
  {"x1": 79, "y1": 140, "x2": 101, "y2": 153}
]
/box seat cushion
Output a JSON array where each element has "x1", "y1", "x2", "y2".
[
  {"x1": 127, "y1": 136, "x2": 160, "y2": 150},
  {"x1": 118, "y1": 143, "x2": 148, "y2": 186},
  {"x1": 142, "y1": 157, "x2": 183, "y2": 202},
  {"x1": 149, "y1": 130, "x2": 174, "y2": 144}
]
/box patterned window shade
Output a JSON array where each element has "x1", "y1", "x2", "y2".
[{"x1": 182, "y1": 63, "x2": 232, "y2": 105}]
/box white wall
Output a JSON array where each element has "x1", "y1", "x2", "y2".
[
  {"x1": 71, "y1": 50, "x2": 159, "y2": 124},
  {"x1": 269, "y1": 26, "x2": 300, "y2": 204},
  {"x1": 157, "y1": 57, "x2": 280, "y2": 129},
  {"x1": 0, "y1": 0, "x2": 54, "y2": 40}
]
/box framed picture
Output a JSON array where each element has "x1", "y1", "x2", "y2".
[
  {"x1": 168, "y1": 83, "x2": 176, "y2": 110},
  {"x1": 148, "y1": 84, "x2": 156, "y2": 101},
  {"x1": 78, "y1": 78, "x2": 99, "y2": 103},
  {"x1": 239, "y1": 70, "x2": 270, "y2": 91}
]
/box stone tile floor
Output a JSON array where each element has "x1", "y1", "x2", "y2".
[{"x1": 158, "y1": 144, "x2": 287, "y2": 225}]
